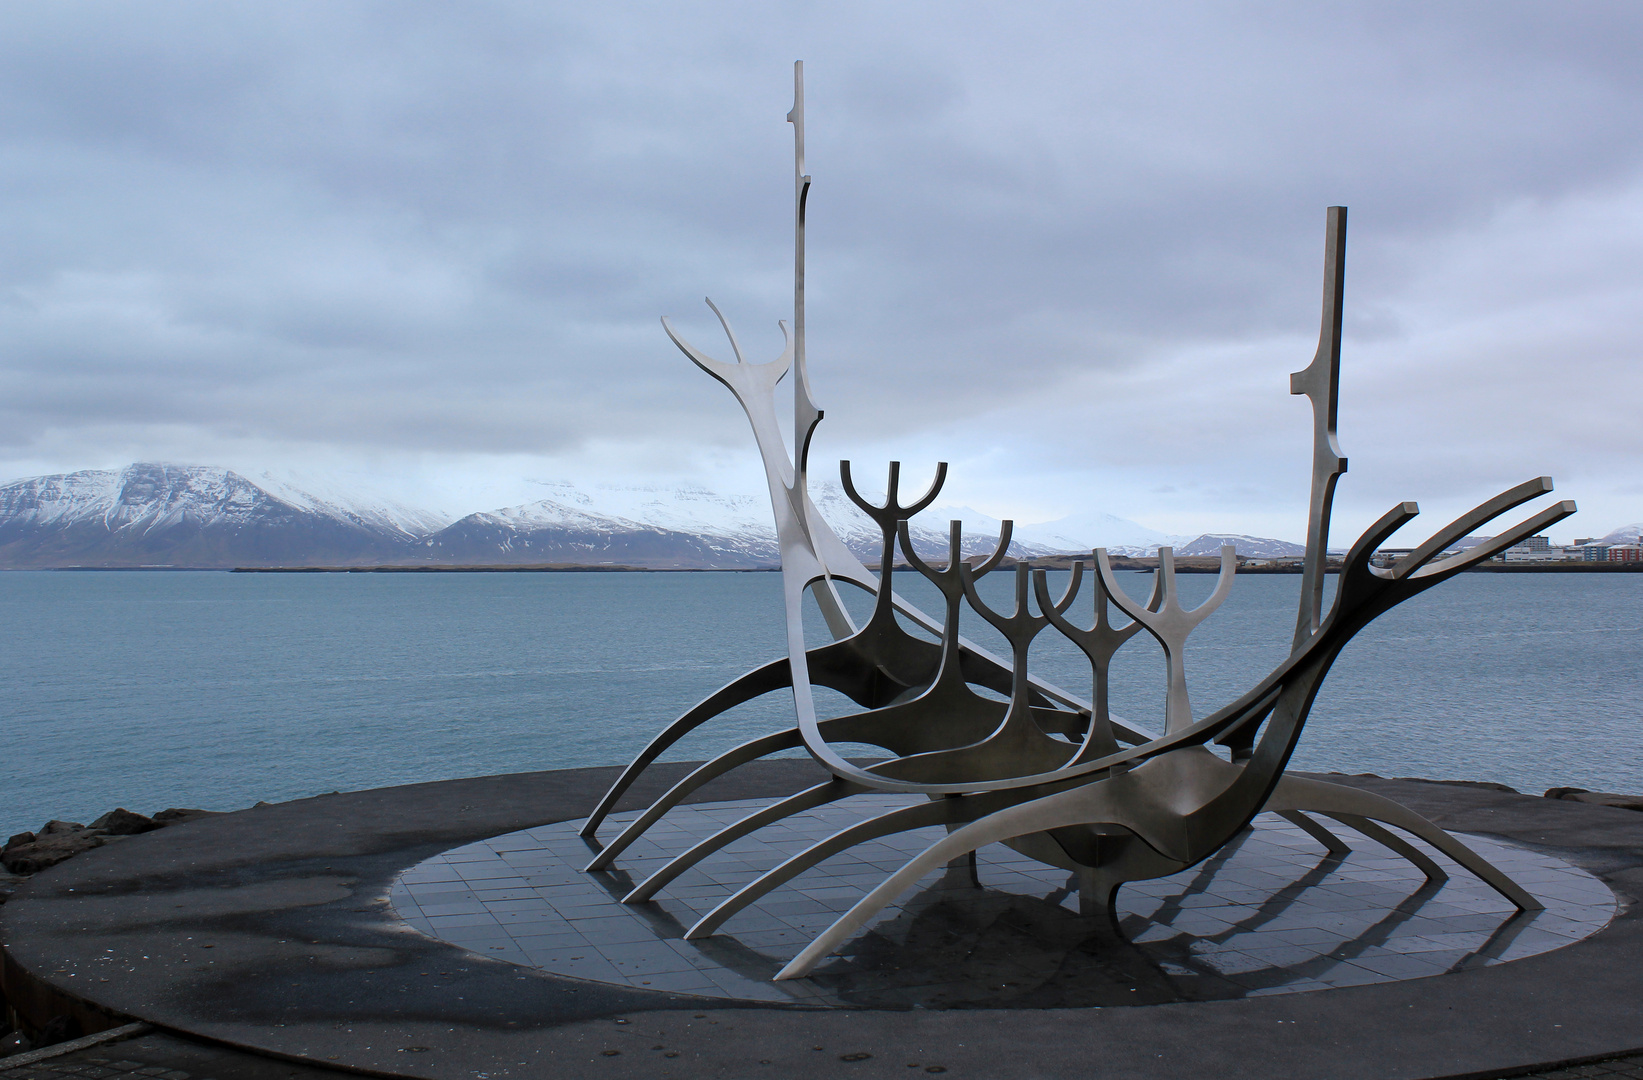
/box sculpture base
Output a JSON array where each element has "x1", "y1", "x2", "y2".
[
  {"x1": 3, "y1": 761, "x2": 1641, "y2": 1080},
  {"x1": 394, "y1": 796, "x2": 1611, "y2": 1009}
]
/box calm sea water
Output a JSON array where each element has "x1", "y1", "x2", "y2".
[{"x1": 0, "y1": 569, "x2": 1638, "y2": 837}]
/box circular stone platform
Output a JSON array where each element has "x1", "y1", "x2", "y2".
[
  {"x1": 392, "y1": 797, "x2": 1613, "y2": 1008},
  {"x1": 3, "y1": 760, "x2": 1642, "y2": 1080}
]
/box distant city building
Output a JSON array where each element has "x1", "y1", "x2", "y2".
[
  {"x1": 1370, "y1": 547, "x2": 1415, "y2": 568},
  {"x1": 1501, "y1": 535, "x2": 1570, "y2": 562},
  {"x1": 1607, "y1": 544, "x2": 1643, "y2": 563}
]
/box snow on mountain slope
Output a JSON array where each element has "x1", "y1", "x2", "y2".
[
  {"x1": 511, "y1": 480, "x2": 776, "y2": 541},
  {"x1": 0, "y1": 464, "x2": 445, "y2": 538},
  {"x1": 913, "y1": 504, "x2": 1019, "y2": 549},
  {"x1": 1599, "y1": 523, "x2": 1643, "y2": 544},
  {"x1": 1172, "y1": 533, "x2": 1307, "y2": 559},
  {"x1": 254, "y1": 471, "x2": 450, "y2": 538},
  {"x1": 0, "y1": 464, "x2": 1345, "y2": 569},
  {"x1": 433, "y1": 480, "x2": 778, "y2": 566},
  {"x1": 0, "y1": 464, "x2": 436, "y2": 567},
  {"x1": 0, "y1": 468, "x2": 125, "y2": 529},
  {"x1": 916, "y1": 504, "x2": 1180, "y2": 556},
  {"x1": 1011, "y1": 510, "x2": 1185, "y2": 556},
  {"x1": 431, "y1": 480, "x2": 1035, "y2": 568},
  {"x1": 429, "y1": 480, "x2": 757, "y2": 567},
  {"x1": 0, "y1": 464, "x2": 288, "y2": 534}
]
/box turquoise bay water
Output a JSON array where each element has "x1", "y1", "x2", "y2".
[{"x1": 0, "y1": 569, "x2": 1638, "y2": 837}]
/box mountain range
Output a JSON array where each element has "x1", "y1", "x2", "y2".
[{"x1": 0, "y1": 462, "x2": 1367, "y2": 570}]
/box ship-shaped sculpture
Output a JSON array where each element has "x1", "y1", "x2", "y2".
[{"x1": 582, "y1": 62, "x2": 1574, "y2": 981}]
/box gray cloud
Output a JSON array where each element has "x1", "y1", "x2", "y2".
[{"x1": 1, "y1": 0, "x2": 1640, "y2": 535}]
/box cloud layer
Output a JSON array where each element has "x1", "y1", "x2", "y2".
[{"x1": 3, "y1": 1, "x2": 1640, "y2": 540}]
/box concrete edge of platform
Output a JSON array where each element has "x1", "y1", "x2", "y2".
[
  {"x1": 0, "y1": 1023, "x2": 151, "y2": 1072},
  {"x1": 1431, "y1": 1046, "x2": 1643, "y2": 1080}
]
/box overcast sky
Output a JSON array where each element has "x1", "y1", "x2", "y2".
[{"x1": 2, "y1": 1, "x2": 1639, "y2": 542}]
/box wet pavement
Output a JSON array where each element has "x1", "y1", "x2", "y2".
[{"x1": 2, "y1": 764, "x2": 1641, "y2": 1080}]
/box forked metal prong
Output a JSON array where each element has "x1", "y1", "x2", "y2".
[
  {"x1": 1093, "y1": 545, "x2": 1236, "y2": 733},
  {"x1": 839, "y1": 459, "x2": 948, "y2": 525},
  {"x1": 1036, "y1": 564, "x2": 1142, "y2": 761},
  {"x1": 704, "y1": 297, "x2": 748, "y2": 365}
]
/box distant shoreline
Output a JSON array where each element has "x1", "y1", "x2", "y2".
[
  {"x1": 227, "y1": 564, "x2": 778, "y2": 574},
  {"x1": 9, "y1": 559, "x2": 1632, "y2": 574}
]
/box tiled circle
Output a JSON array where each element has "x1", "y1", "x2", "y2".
[{"x1": 390, "y1": 796, "x2": 1615, "y2": 1009}]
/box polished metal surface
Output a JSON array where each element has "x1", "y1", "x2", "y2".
[{"x1": 581, "y1": 64, "x2": 1577, "y2": 982}]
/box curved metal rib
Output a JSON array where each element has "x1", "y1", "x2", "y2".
[
  {"x1": 1267, "y1": 775, "x2": 1538, "y2": 910},
  {"x1": 1274, "y1": 809, "x2": 1352, "y2": 857},
  {"x1": 1324, "y1": 813, "x2": 1446, "y2": 882},
  {"x1": 585, "y1": 727, "x2": 803, "y2": 871},
  {"x1": 588, "y1": 667, "x2": 1012, "y2": 874},
  {"x1": 583, "y1": 630, "x2": 937, "y2": 842},
  {"x1": 684, "y1": 798, "x2": 959, "y2": 940},
  {"x1": 582, "y1": 658, "x2": 792, "y2": 838},
  {"x1": 770, "y1": 768, "x2": 1169, "y2": 979},
  {"x1": 622, "y1": 777, "x2": 864, "y2": 903},
  {"x1": 587, "y1": 680, "x2": 997, "y2": 873},
  {"x1": 683, "y1": 781, "x2": 1070, "y2": 941}
]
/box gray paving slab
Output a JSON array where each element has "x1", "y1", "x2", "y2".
[{"x1": 1, "y1": 764, "x2": 1641, "y2": 1080}]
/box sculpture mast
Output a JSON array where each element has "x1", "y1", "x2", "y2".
[
  {"x1": 788, "y1": 61, "x2": 824, "y2": 495},
  {"x1": 1290, "y1": 206, "x2": 1348, "y2": 650}
]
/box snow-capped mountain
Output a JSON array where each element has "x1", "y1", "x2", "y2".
[
  {"x1": 919, "y1": 504, "x2": 1185, "y2": 557},
  {"x1": 426, "y1": 481, "x2": 1034, "y2": 569},
  {"x1": 1012, "y1": 512, "x2": 1183, "y2": 555},
  {"x1": 1599, "y1": 523, "x2": 1643, "y2": 545},
  {"x1": 1171, "y1": 533, "x2": 1308, "y2": 559},
  {"x1": 0, "y1": 464, "x2": 440, "y2": 568},
  {"x1": 0, "y1": 463, "x2": 1370, "y2": 570},
  {"x1": 429, "y1": 482, "x2": 783, "y2": 568},
  {"x1": 252, "y1": 471, "x2": 449, "y2": 539}
]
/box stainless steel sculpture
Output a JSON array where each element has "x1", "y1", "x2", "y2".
[{"x1": 583, "y1": 62, "x2": 1575, "y2": 982}]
